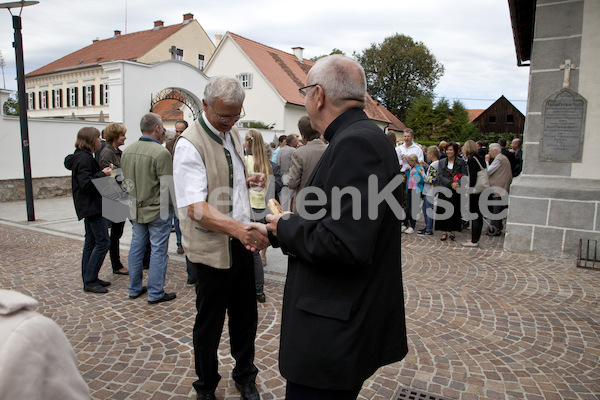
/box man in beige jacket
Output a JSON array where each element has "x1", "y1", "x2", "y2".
[{"x1": 486, "y1": 143, "x2": 513, "y2": 235}]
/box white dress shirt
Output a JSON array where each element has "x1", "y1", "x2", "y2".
[
  {"x1": 396, "y1": 142, "x2": 424, "y2": 172},
  {"x1": 173, "y1": 113, "x2": 251, "y2": 224}
]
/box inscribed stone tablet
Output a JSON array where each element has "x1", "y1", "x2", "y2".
[{"x1": 540, "y1": 88, "x2": 587, "y2": 162}]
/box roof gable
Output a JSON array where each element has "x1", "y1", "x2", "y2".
[
  {"x1": 26, "y1": 23, "x2": 189, "y2": 77},
  {"x1": 228, "y1": 33, "x2": 312, "y2": 106},
  {"x1": 226, "y1": 32, "x2": 405, "y2": 127}
]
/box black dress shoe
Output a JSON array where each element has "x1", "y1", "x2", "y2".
[
  {"x1": 98, "y1": 279, "x2": 111, "y2": 287},
  {"x1": 148, "y1": 292, "x2": 176, "y2": 304},
  {"x1": 84, "y1": 285, "x2": 108, "y2": 294},
  {"x1": 196, "y1": 393, "x2": 216, "y2": 400},
  {"x1": 129, "y1": 286, "x2": 147, "y2": 299},
  {"x1": 235, "y1": 382, "x2": 260, "y2": 400}
]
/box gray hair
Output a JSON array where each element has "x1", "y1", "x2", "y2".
[
  {"x1": 140, "y1": 113, "x2": 162, "y2": 134},
  {"x1": 204, "y1": 76, "x2": 245, "y2": 106},
  {"x1": 489, "y1": 143, "x2": 502, "y2": 153},
  {"x1": 307, "y1": 54, "x2": 366, "y2": 107}
]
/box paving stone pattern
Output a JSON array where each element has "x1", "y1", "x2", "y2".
[{"x1": 0, "y1": 222, "x2": 599, "y2": 400}]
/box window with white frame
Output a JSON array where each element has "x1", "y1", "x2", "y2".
[
  {"x1": 236, "y1": 73, "x2": 252, "y2": 89},
  {"x1": 84, "y1": 84, "x2": 95, "y2": 106},
  {"x1": 27, "y1": 92, "x2": 35, "y2": 110},
  {"x1": 53, "y1": 89, "x2": 62, "y2": 108},
  {"x1": 68, "y1": 87, "x2": 77, "y2": 107},
  {"x1": 40, "y1": 91, "x2": 48, "y2": 109},
  {"x1": 100, "y1": 84, "x2": 109, "y2": 105},
  {"x1": 198, "y1": 54, "x2": 205, "y2": 69}
]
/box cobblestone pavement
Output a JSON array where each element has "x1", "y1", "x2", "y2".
[{"x1": 0, "y1": 198, "x2": 599, "y2": 400}]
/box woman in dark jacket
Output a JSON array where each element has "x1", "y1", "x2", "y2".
[
  {"x1": 434, "y1": 141, "x2": 467, "y2": 241},
  {"x1": 462, "y1": 140, "x2": 486, "y2": 247},
  {"x1": 64, "y1": 127, "x2": 112, "y2": 293}
]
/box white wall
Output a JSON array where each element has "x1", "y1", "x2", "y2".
[
  {"x1": 0, "y1": 114, "x2": 107, "y2": 180},
  {"x1": 103, "y1": 59, "x2": 208, "y2": 142}
]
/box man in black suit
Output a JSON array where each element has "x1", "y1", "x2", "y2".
[
  {"x1": 258, "y1": 55, "x2": 408, "y2": 399},
  {"x1": 498, "y1": 138, "x2": 517, "y2": 175}
]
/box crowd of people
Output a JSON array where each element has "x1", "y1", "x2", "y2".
[
  {"x1": 392, "y1": 132, "x2": 521, "y2": 247},
  {"x1": 30, "y1": 53, "x2": 523, "y2": 400}
]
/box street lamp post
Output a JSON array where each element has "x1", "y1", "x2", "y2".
[{"x1": 1, "y1": 1, "x2": 39, "y2": 221}]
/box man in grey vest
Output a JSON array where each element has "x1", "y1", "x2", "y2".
[{"x1": 173, "y1": 76, "x2": 269, "y2": 400}]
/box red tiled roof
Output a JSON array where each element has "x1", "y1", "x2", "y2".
[
  {"x1": 152, "y1": 98, "x2": 183, "y2": 121},
  {"x1": 227, "y1": 33, "x2": 405, "y2": 127},
  {"x1": 229, "y1": 33, "x2": 312, "y2": 107},
  {"x1": 468, "y1": 109, "x2": 485, "y2": 123},
  {"x1": 26, "y1": 23, "x2": 188, "y2": 77}
]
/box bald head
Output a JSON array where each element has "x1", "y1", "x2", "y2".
[{"x1": 307, "y1": 54, "x2": 366, "y2": 108}]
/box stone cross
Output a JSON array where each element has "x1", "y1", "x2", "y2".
[
  {"x1": 169, "y1": 46, "x2": 178, "y2": 60},
  {"x1": 559, "y1": 59, "x2": 576, "y2": 89}
]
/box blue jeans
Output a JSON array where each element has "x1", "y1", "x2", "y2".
[
  {"x1": 82, "y1": 215, "x2": 110, "y2": 287},
  {"x1": 422, "y1": 193, "x2": 435, "y2": 233},
  {"x1": 173, "y1": 212, "x2": 182, "y2": 245},
  {"x1": 128, "y1": 209, "x2": 173, "y2": 301}
]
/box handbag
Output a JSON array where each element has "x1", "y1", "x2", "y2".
[{"x1": 472, "y1": 157, "x2": 490, "y2": 194}]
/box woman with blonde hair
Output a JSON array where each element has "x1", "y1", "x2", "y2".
[{"x1": 244, "y1": 129, "x2": 273, "y2": 303}]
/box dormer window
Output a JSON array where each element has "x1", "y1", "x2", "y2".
[{"x1": 236, "y1": 73, "x2": 252, "y2": 89}]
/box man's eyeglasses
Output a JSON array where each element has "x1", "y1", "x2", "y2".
[
  {"x1": 298, "y1": 83, "x2": 319, "y2": 96},
  {"x1": 207, "y1": 103, "x2": 245, "y2": 123}
]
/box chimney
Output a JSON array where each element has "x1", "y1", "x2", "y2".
[
  {"x1": 113, "y1": 30, "x2": 121, "y2": 38},
  {"x1": 215, "y1": 33, "x2": 223, "y2": 46},
  {"x1": 183, "y1": 13, "x2": 194, "y2": 23},
  {"x1": 92, "y1": 37, "x2": 99, "y2": 43},
  {"x1": 154, "y1": 20, "x2": 164, "y2": 30},
  {"x1": 292, "y1": 47, "x2": 304, "y2": 63}
]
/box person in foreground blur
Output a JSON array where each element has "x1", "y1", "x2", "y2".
[
  {"x1": 0, "y1": 290, "x2": 90, "y2": 399},
  {"x1": 173, "y1": 76, "x2": 269, "y2": 400},
  {"x1": 64, "y1": 127, "x2": 112, "y2": 293},
  {"x1": 259, "y1": 54, "x2": 408, "y2": 400},
  {"x1": 99, "y1": 122, "x2": 129, "y2": 276}
]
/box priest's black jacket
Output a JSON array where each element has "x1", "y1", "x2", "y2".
[{"x1": 273, "y1": 108, "x2": 408, "y2": 390}]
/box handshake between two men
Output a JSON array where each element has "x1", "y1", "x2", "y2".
[{"x1": 243, "y1": 198, "x2": 286, "y2": 253}]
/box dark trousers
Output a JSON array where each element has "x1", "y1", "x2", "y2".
[
  {"x1": 286, "y1": 382, "x2": 362, "y2": 400},
  {"x1": 191, "y1": 239, "x2": 258, "y2": 394},
  {"x1": 469, "y1": 193, "x2": 483, "y2": 244},
  {"x1": 403, "y1": 189, "x2": 417, "y2": 228},
  {"x1": 108, "y1": 220, "x2": 125, "y2": 271},
  {"x1": 82, "y1": 215, "x2": 110, "y2": 286}
]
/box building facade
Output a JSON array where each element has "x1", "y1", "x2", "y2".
[
  {"x1": 24, "y1": 14, "x2": 215, "y2": 122},
  {"x1": 504, "y1": 0, "x2": 600, "y2": 259}
]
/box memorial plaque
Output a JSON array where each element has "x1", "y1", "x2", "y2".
[{"x1": 540, "y1": 88, "x2": 587, "y2": 162}]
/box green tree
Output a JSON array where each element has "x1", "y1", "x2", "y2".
[
  {"x1": 310, "y1": 48, "x2": 345, "y2": 62},
  {"x1": 2, "y1": 93, "x2": 19, "y2": 116},
  {"x1": 246, "y1": 121, "x2": 275, "y2": 130},
  {"x1": 355, "y1": 33, "x2": 444, "y2": 121},
  {"x1": 405, "y1": 96, "x2": 480, "y2": 143}
]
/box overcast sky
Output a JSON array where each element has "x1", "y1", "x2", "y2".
[{"x1": 0, "y1": 0, "x2": 530, "y2": 114}]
